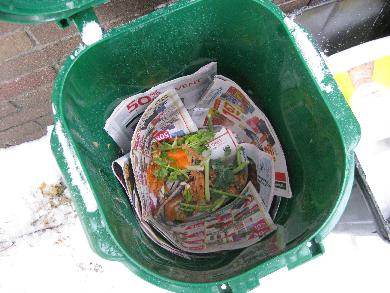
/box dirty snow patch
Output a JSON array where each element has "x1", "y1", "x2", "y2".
[
  {"x1": 0, "y1": 129, "x2": 64, "y2": 238},
  {"x1": 81, "y1": 21, "x2": 103, "y2": 46},
  {"x1": 284, "y1": 17, "x2": 333, "y2": 94},
  {"x1": 55, "y1": 122, "x2": 97, "y2": 212},
  {"x1": 0, "y1": 132, "x2": 164, "y2": 292}
]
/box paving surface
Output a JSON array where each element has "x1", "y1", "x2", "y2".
[{"x1": 0, "y1": 0, "x2": 308, "y2": 148}]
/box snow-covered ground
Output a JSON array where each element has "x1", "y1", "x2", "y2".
[
  {"x1": 0, "y1": 129, "x2": 163, "y2": 293},
  {"x1": 1, "y1": 129, "x2": 389, "y2": 293}
]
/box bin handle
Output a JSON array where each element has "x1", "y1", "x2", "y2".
[{"x1": 50, "y1": 123, "x2": 126, "y2": 262}]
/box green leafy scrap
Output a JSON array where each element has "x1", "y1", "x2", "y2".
[
  {"x1": 153, "y1": 157, "x2": 189, "y2": 181},
  {"x1": 211, "y1": 159, "x2": 235, "y2": 191},
  {"x1": 183, "y1": 188, "x2": 192, "y2": 203},
  {"x1": 183, "y1": 130, "x2": 214, "y2": 154}
]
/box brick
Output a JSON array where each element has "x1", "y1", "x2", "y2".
[
  {"x1": 308, "y1": 0, "x2": 329, "y2": 6},
  {"x1": 0, "y1": 100, "x2": 18, "y2": 118},
  {"x1": 101, "y1": 13, "x2": 140, "y2": 31},
  {"x1": 146, "y1": 0, "x2": 176, "y2": 14},
  {"x1": 0, "y1": 66, "x2": 56, "y2": 100},
  {"x1": 0, "y1": 35, "x2": 80, "y2": 82},
  {"x1": 100, "y1": 0, "x2": 178, "y2": 31},
  {"x1": 0, "y1": 22, "x2": 22, "y2": 36},
  {"x1": 96, "y1": 0, "x2": 168, "y2": 23},
  {"x1": 0, "y1": 31, "x2": 34, "y2": 62},
  {"x1": 0, "y1": 98, "x2": 52, "y2": 131},
  {"x1": 29, "y1": 22, "x2": 78, "y2": 45},
  {"x1": 52, "y1": 62, "x2": 62, "y2": 73},
  {"x1": 35, "y1": 114, "x2": 54, "y2": 127},
  {"x1": 10, "y1": 84, "x2": 52, "y2": 109},
  {"x1": 0, "y1": 121, "x2": 46, "y2": 148},
  {"x1": 0, "y1": 107, "x2": 47, "y2": 131},
  {"x1": 273, "y1": 0, "x2": 287, "y2": 4},
  {"x1": 96, "y1": 0, "x2": 139, "y2": 23},
  {"x1": 278, "y1": 0, "x2": 311, "y2": 13}
]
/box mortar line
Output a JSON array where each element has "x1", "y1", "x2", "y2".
[
  {"x1": 34, "y1": 115, "x2": 52, "y2": 128},
  {"x1": 0, "y1": 115, "x2": 51, "y2": 134},
  {"x1": 0, "y1": 66, "x2": 57, "y2": 86},
  {"x1": 7, "y1": 100, "x2": 21, "y2": 110},
  {"x1": 1, "y1": 31, "x2": 80, "y2": 65}
]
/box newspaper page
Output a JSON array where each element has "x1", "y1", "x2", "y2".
[
  {"x1": 150, "y1": 182, "x2": 276, "y2": 253},
  {"x1": 112, "y1": 155, "x2": 196, "y2": 259},
  {"x1": 128, "y1": 90, "x2": 276, "y2": 253},
  {"x1": 241, "y1": 143, "x2": 275, "y2": 210},
  {"x1": 106, "y1": 65, "x2": 290, "y2": 255},
  {"x1": 192, "y1": 75, "x2": 292, "y2": 198},
  {"x1": 130, "y1": 89, "x2": 198, "y2": 218},
  {"x1": 112, "y1": 154, "x2": 133, "y2": 200},
  {"x1": 104, "y1": 62, "x2": 217, "y2": 152},
  {"x1": 171, "y1": 225, "x2": 285, "y2": 282}
]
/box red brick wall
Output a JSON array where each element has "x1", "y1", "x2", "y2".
[{"x1": 0, "y1": 0, "x2": 307, "y2": 148}]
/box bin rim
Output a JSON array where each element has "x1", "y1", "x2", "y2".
[{"x1": 50, "y1": 0, "x2": 360, "y2": 292}]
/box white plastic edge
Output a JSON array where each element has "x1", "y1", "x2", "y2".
[{"x1": 326, "y1": 36, "x2": 390, "y2": 73}]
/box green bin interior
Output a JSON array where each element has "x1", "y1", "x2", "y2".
[{"x1": 50, "y1": 0, "x2": 360, "y2": 292}]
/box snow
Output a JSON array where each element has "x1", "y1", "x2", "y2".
[
  {"x1": 55, "y1": 122, "x2": 97, "y2": 212},
  {"x1": 155, "y1": 3, "x2": 169, "y2": 9},
  {"x1": 259, "y1": 234, "x2": 390, "y2": 293},
  {"x1": 81, "y1": 21, "x2": 103, "y2": 46},
  {"x1": 0, "y1": 127, "x2": 63, "y2": 239},
  {"x1": 284, "y1": 17, "x2": 334, "y2": 94},
  {"x1": 155, "y1": 0, "x2": 177, "y2": 9},
  {"x1": 0, "y1": 130, "x2": 164, "y2": 293},
  {"x1": 1, "y1": 130, "x2": 389, "y2": 292},
  {"x1": 321, "y1": 83, "x2": 333, "y2": 94},
  {"x1": 66, "y1": 1, "x2": 74, "y2": 9},
  {"x1": 70, "y1": 44, "x2": 86, "y2": 60}
]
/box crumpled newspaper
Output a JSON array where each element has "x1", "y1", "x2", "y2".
[{"x1": 107, "y1": 62, "x2": 290, "y2": 256}]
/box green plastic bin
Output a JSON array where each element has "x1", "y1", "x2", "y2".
[{"x1": 0, "y1": 0, "x2": 360, "y2": 292}]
